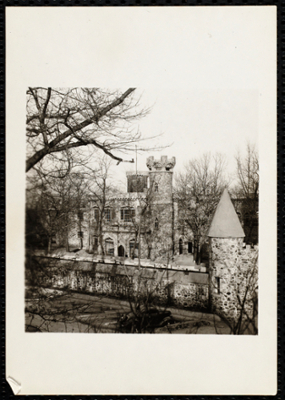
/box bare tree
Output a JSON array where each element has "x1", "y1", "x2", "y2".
[
  {"x1": 26, "y1": 171, "x2": 89, "y2": 254},
  {"x1": 85, "y1": 156, "x2": 119, "y2": 257},
  {"x1": 233, "y1": 143, "x2": 259, "y2": 244},
  {"x1": 175, "y1": 153, "x2": 227, "y2": 264},
  {"x1": 26, "y1": 87, "x2": 157, "y2": 174},
  {"x1": 124, "y1": 175, "x2": 166, "y2": 262},
  {"x1": 117, "y1": 271, "x2": 174, "y2": 333}
]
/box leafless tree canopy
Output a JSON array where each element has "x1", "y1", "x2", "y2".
[
  {"x1": 26, "y1": 88, "x2": 152, "y2": 173},
  {"x1": 86, "y1": 156, "x2": 119, "y2": 257},
  {"x1": 175, "y1": 153, "x2": 227, "y2": 263},
  {"x1": 235, "y1": 143, "x2": 259, "y2": 199},
  {"x1": 233, "y1": 143, "x2": 259, "y2": 243},
  {"x1": 26, "y1": 169, "x2": 89, "y2": 253}
]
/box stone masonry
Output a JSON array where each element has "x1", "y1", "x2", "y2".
[
  {"x1": 208, "y1": 189, "x2": 258, "y2": 324},
  {"x1": 28, "y1": 255, "x2": 210, "y2": 310}
]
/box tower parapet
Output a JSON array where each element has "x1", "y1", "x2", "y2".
[
  {"x1": 146, "y1": 155, "x2": 176, "y2": 203},
  {"x1": 147, "y1": 155, "x2": 176, "y2": 171}
]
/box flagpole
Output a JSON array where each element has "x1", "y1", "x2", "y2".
[{"x1": 135, "y1": 145, "x2": 137, "y2": 178}]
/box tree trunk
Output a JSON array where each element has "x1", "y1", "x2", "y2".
[
  {"x1": 47, "y1": 237, "x2": 51, "y2": 255},
  {"x1": 138, "y1": 225, "x2": 141, "y2": 268},
  {"x1": 98, "y1": 219, "x2": 104, "y2": 259},
  {"x1": 65, "y1": 234, "x2": 70, "y2": 252},
  {"x1": 197, "y1": 245, "x2": 201, "y2": 265}
]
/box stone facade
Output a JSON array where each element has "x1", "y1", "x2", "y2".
[
  {"x1": 209, "y1": 237, "x2": 242, "y2": 316},
  {"x1": 209, "y1": 238, "x2": 258, "y2": 321}
]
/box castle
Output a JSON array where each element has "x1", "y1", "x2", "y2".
[
  {"x1": 70, "y1": 155, "x2": 196, "y2": 262},
  {"x1": 34, "y1": 168, "x2": 258, "y2": 328},
  {"x1": 67, "y1": 155, "x2": 256, "y2": 266}
]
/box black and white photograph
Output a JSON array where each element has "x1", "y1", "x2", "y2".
[
  {"x1": 25, "y1": 87, "x2": 258, "y2": 335},
  {"x1": 6, "y1": 6, "x2": 276, "y2": 395}
]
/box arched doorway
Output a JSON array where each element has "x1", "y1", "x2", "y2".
[
  {"x1": 179, "y1": 238, "x2": 183, "y2": 255},
  {"x1": 118, "y1": 245, "x2": 125, "y2": 257}
]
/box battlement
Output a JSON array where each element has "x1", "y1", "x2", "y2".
[
  {"x1": 240, "y1": 244, "x2": 258, "y2": 263},
  {"x1": 126, "y1": 171, "x2": 149, "y2": 177},
  {"x1": 146, "y1": 155, "x2": 176, "y2": 171},
  {"x1": 241, "y1": 244, "x2": 258, "y2": 253}
]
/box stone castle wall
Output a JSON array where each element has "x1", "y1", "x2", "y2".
[{"x1": 27, "y1": 255, "x2": 209, "y2": 310}]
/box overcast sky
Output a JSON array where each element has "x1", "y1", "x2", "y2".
[{"x1": 115, "y1": 87, "x2": 259, "y2": 190}]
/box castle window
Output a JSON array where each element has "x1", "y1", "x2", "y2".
[
  {"x1": 105, "y1": 208, "x2": 111, "y2": 222},
  {"x1": 129, "y1": 239, "x2": 139, "y2": 258},
  {"x1": 155, "y1": 218, "x2": 159, "y2": 229},
  {"x1": 196, "y1": 286, "x2": 204, "y2": 300},
  {"x1": 179, "y1": 238, "x2": 183, "y2": 255},
  {"x1": 105, "y1": 238, "x2": 114, "y2": 256},
  {"x1": 93, "y1": 236, "x2": 98, "y2": 252},
  {"x1": 120, "y1": 208, "x2": 135, "y2": 222},
  {"x1": 78, "y1": 210, "x2": 84, "y2": 220},
  {"x1": 154, "y1": 183, "x2": 159, "y2": 192},
  {"x1": 94, "y1": 208, "x2": 99, "y2": 221},
  {"x1": 215, "y1": 277, "x2": 221, "y2": 294},
  {"x1": 188, "y1": 242, "x2": 193, "y2": 253}
]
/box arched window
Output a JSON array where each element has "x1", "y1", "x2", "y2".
[
  {"x1": 154, "y1": 183, "x2": 159, "y2": 192},
  {"x1": 118, "y1": 245, "x2": 125, "y2": 257},
  {"x1": 155, "y1": 218, "x2": 159, "y2": 229}
]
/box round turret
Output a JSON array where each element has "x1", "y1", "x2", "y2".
[{"x1": 208, "y1": 189, "x2": 246, "y2": 320}]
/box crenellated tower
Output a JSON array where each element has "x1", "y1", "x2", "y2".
[
  {"x1": 146, "y1": 156, "x2": 176, "y2": 260},
  {"x1": 146, "y1": 155, "x2": 176, "y2": 203}
]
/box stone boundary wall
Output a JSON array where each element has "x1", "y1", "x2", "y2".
[{"x1": 27, "y1": 255, "x2": 209, "y2": 310}]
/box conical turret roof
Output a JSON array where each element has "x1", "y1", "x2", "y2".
[{"x1": 208, "y1": 189, "x2": 245, "y2": 238}]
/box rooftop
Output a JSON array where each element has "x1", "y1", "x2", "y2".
[{"x1": 208, "y1": 189, "x2": 245, "y2": 238}]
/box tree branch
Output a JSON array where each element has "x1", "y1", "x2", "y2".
[{"x1": 26, "y1": 88, "x2": 136, "y2": 172}]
